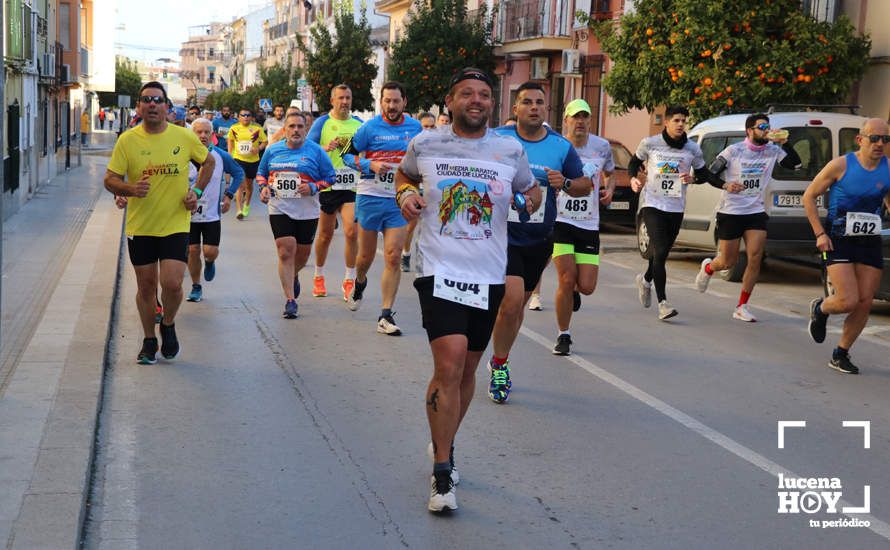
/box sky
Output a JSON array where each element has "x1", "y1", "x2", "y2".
[{"x1": 116, "y1": 0, "x2": 272, "y2": 64}]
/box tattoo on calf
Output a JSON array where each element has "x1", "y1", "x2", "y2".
[{"x1": 426, "y1": 389, "x2": 439, "y2": 412}]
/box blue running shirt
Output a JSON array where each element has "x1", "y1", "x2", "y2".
[
  {"x1": 342, "y1": 115, "x2": 423, "y2": 198},
  {"x1": 826, "y1": 153, "x2": 890, "y2": 238},
  {"x1": 494, "y1": 126, "x2": 584, "y2": 246},
  {"x1": 256, "y1": 139, "x2": 336, "y2": 220}
]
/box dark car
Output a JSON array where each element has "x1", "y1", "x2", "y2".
[
  {"x1": 599, "y1": 139, "x2": 636, "y2": 227},
  {"x1": 823, "y1": 206, "x2": 890, "y2": 301}
]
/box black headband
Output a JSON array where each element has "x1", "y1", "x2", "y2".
[{"x1": 449, "y1": 68, "x2": 494, "y2": 90}]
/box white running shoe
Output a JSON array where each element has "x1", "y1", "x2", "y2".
[
  {"x1": 527, "y1": 293, "x2": 543, "y2": 311},
  {"x1": 428, "y1": 474, "x2": 458, "y2": 513},
  {"x1": 377, "y1": 314, "x2": 402, "y2": 335},
  {"x1": 427, "y1": 442, "x2": 460, "y2": 485},
  {"x1": 732, "y1": 304, "x2": 757, "y2": 322},
  {"x1": 695, "y1": 259, "x2": 713, "y2": 293},
  {"x1": 658, "y1": 300, "x2": 678, "y2": 320},
  {"x1": 635, "y1": 273, "x2": 651, "y2": 308}
]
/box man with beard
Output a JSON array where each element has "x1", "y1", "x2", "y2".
[
  {"x1": 212, "y1": 105, "x2": 236, "y2": 151},
  {"x1": 694, "y1": 113, "x2": 801, "y2": 321},
  {"x1": 307, "y1": 85, "x2": 363, "y2": 300},
  {"x1": 257, "y1": 112, "x2": 336, "y2": 319},
  {"x1": 263, "y1": 104, "x2": 286, "y2": 137},
  {"x1": 397, "y1": 67, "x2": 537, "y2": 512},
  {"x1": 342, "y1": 82, "x2": 422, "y2": 336},
  {"x1": 103, "y1": 82, "x2": 216, "y2": 363},
  {"x1": 485, "y1": 82, "x2": 591, "y2": 403}
]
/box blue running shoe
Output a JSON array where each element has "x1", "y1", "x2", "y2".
[
  {"x1": 294, "y1": 277, "x2": 301, "y2": 300},
  {"x1": 487, "y1": 360, "x2": 511, "y2": 404},
  {"x1": 187, "y1": 284, "x2": 202, "y2": 302},
  {"x1": 283, "y1": 299, "x2": 298, "y2": 319},
  {"x1": 204, "y1": 260, "x2": 216, "y2": 282}
]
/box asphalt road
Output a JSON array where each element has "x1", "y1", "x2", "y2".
[{"x1": 82, "y1": 207, "x2": 890, "y2": 549}]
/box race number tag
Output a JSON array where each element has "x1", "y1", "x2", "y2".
[
  {"x1": 333, "y1": 167, "x2": 359, "y2": 191},
  {"x1": 654, "y1": 174, "x2": 682, "y2": 198},
  {"x1": 237, "y1": 140, "x2": 253, "y2": 155},
  {"x1": 740, "y1": 162, "x2": 766, "y2": 196},
  {"x1": 194, "y1": 197, "x2": 209, "y2": 216},
  {"x1": 508, "y1": 195, "x2": 546, "y2": 223},
  {"x1": 844, "y1": 212, "x2": 881, "y2": 236},
  {"x1": 273, "y1": 171, "x2": 302, "y2": 199},
  {"x1": 375, "y1": 169, "x2": 396, "y2": 193},
  {"x1": 557, "y1": 193, "x2": 594, "y2": 221},
  {"x1": 433, "y1": 275, "x2": 489, "y2": 310}
]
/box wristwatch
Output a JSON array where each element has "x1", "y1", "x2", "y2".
[
  {"x1": 562, "y1": 178, "x2": 572, "y2": 191},
  {"x1": 224, "y1": 191, "x2": 234, "y2": 199}
]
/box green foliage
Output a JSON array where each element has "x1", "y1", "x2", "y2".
[
  {"x1": 203, "y1": 61, "x2": 300, "y2": 111},
  {"x1": 297, "y1": 3, "x2": 377, "y2": 112},
  {"x1": 581, "y1": 0, "x2": 871, "y2": 120},
  {"x1": 98, "y1": 59, "x2": 143, "y2": 107},
  {"x1": 388, "y1": 0, "x2": 496, "y2": 111}
]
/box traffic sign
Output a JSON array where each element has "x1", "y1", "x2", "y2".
[
  {"x1": 297, "y1": 78, "x2": 307, "y2": 87},
  {"x1": 258, "y1": 98, "x2": 273, "y2": 112}
]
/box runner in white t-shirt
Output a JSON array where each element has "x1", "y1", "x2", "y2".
[
  {"x1": 551, "y1": 99, "x2": 615, "y2": 355},
  {"x1": 397, "y1": 68, "x2": 537, "y2": 513},
  {"x1": 694, "y1": 113, "x2": 801, "y2": 321}
]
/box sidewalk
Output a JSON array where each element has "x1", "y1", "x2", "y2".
[{"x1": 1, "y1": 135, "x2": 124, "y2": 549}]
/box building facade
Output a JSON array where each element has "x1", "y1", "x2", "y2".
[{"x1": 179, "y1": 23, "x2": 232, "y2": 104}]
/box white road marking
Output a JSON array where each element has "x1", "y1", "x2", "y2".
[{"x1": 519, "y1": 324, "x2": 890, "y2": 541}]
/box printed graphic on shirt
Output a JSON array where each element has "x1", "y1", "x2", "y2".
[{"x1": 654, "y1": 157, "x2": 682, "y2": 198}]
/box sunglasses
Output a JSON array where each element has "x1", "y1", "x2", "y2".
[
  {"x1": 753, "y1": 123, "x2": 771, "y2": 131},
  {"x1": 862, "y1": 134, "x2": 890, "y2": 144},
  {"x1": 140, "y1": 96, "x2": 166, "y2": 104},
  {"x1": 239, "y1": 113, "x2": 252, "y2": 117}
]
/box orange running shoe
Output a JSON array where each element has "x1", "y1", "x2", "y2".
[
  {"x1": 313, "y1": 275, "x2": 327, "y2": 297},
  {"x1": 342, "y1": 278, "x2": 355, "y2": 302}
]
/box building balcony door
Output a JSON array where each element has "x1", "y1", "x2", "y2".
[{"x1": 581, "y1": 54, "x2": 604, "y2": 135}]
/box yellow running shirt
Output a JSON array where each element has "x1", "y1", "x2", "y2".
[
  {"x1": 227, "y1": 123, "x2": 267, "y2": 162},
  {"x1": 107, "y1": 124, "x2": 208, "y2": 237}
]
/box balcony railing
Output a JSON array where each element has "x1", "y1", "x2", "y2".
[
  {"x1": 268, "y1": 21, "x2": 289, "y2": 41},
  {"x1": 496, "y1": 0, "x2": 572, "y2": 43}
]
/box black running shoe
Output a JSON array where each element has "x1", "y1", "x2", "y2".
[
  {"x1": 572, "y1": 291, "x2": 582, "y2": 312},
  {"x1": 552, "y1": 334, "x2": 572, "y2": 356},
  {"x1": 159, "y1": 322, "x2": 179, "y2": 359},
  {"x1": 808, "y1": 298, "x2": 828, "y2": 344},
  {"x1": 828, "y1": 355, "x2": 859, "y2": 374},
  {"x1": 137, "y1": 338, "x2": 158, "y2": 365}
]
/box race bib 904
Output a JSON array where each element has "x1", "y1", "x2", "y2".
[
  {"x1": 273, "y1": 171, "x2": 302, "y2": 199},
  {"x1": 844, "y1": 212, "x2": 881, "y2": 236},
  {"x1": 433, "y1": 275, "x2": 489, "y2": 310}
]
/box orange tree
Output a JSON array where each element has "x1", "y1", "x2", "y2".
[{"x1": 580, "y1": 0, "x2": 871, "y2": 119}]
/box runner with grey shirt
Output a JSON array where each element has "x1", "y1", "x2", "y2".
[
  {"x1": 397, "y1": 68, "x2": 538, "y2": 513},
  {"x1": 694, "y1": 113, "x2": 801, "y2": 322},
  {"x1": 628, "y1": 105, "x2": 720, "y2": 320}
]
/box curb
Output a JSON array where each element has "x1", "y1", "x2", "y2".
[{"x1": 6, "y1": 198, "x2": 125, "y2": 549}]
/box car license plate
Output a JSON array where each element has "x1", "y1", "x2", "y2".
[
  {"x1": 773, "y1": 194, "x2": 823, "y2": 208},
  {"x1": 607, "y1": 201, "x2": 630, "y2": 210}
]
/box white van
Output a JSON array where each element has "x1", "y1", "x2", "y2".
[{"x1": 636, "y1": 111, "x2": 867, "y2": 280}]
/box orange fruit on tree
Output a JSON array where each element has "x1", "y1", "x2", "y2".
[
  {"x1": 703, "y1": 77, "x2": 713, "y2": 86},
  {"x1": 646, "y1": 28, "x2": 654, "y2": 36},
  {"x1": 726, "y1": 98, "x2": 734, "y2": 106}
]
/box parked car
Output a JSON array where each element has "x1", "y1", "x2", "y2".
[
  {"x1": 636, "y1": 110, "x2": 867, "y2": 281},
  {"x1": 599, "y1": 139, "x2": 636, "y2": 226}
]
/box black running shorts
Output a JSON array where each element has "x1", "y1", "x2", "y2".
[
  {"x1": 269, "y1": 214, "x2": 318, "y2": 245},
  {"x1": 506, "y1": 238, "x2": 554, "y2": 292},
  {"x1": 318, "y1": 189, "x2": 356, "y2": 215},
  {"x1": 189, "y1": 220, "x2": 221, "y2": 247},
  {"x1": 715, "y1": 212, "x2": 769, "y2": 241},
  {"x1": 127, "y1": 233, "x2": 189, "y2": 266},
  {"x1": 414, "y1": 276, "x2": 506, "y2": 352},
  {"x1": 236, "y1": 159, "x2": 260, "y2": 180},
  {"x1": 824, "y1": 235, "x2": 883, "y2": 270}
]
